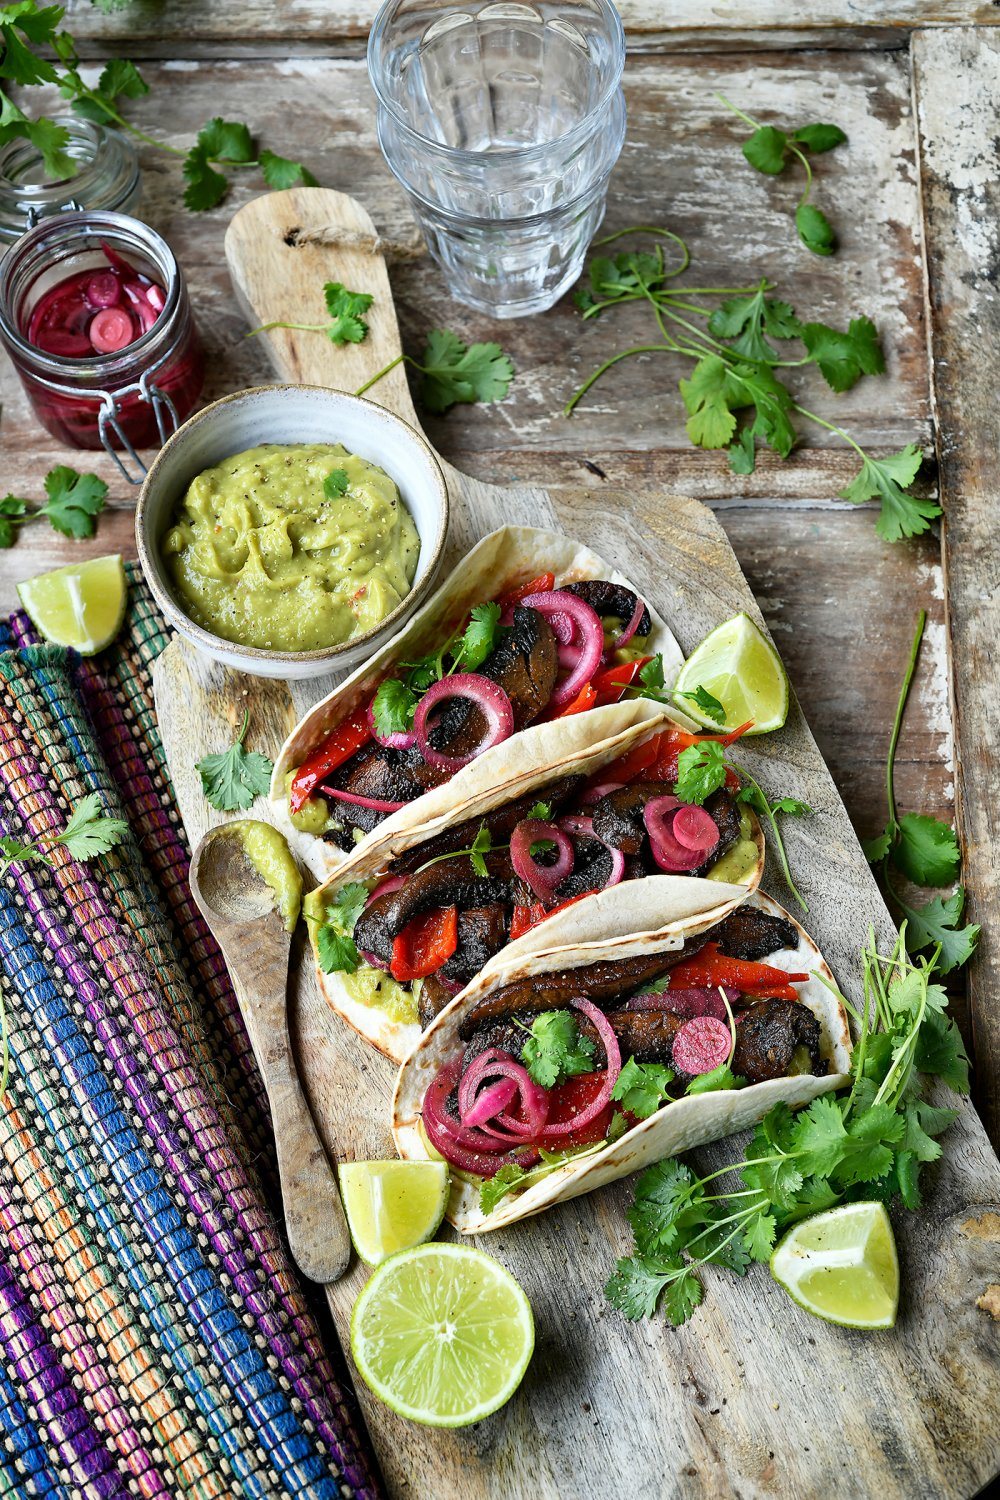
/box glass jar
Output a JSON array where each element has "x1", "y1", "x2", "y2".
[
  {"x1": 0, "y1": 119, "x2": 141, "y2": 247},
  {"x1": 0, "y1": 211, "x2": 205, "y2": 482}
]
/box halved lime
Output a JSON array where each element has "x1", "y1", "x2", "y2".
[
  {"x1": 17, "y1": 554, "x2": 126, "y2": 656},
  {"x1": 350, "y1": 1243, "x2": 534, "y2": 1426},
  {"x1": 674, "y1": 612, "x2": 788, "y2": 734},
  {"x1": 770, "y1": 1201, "x2": 899, "y2": 1329},
  {"x1": 338, "y1": 1160, "x2": 449, "y2": 1266}
]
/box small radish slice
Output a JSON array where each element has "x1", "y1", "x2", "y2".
[
  {"x1": 672, "y1": 1015, "x2": 733, "y2": 1076},
  {"x1": 89, "y1": 306, "x2": 136, "y2": 354},
  {"x1": 86, "y1": 273, "x2": 121, "y2": 308}
]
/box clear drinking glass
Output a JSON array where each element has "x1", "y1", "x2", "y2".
[{"x1": 368, "y1": 0, "x2": 627, "y2": 318}]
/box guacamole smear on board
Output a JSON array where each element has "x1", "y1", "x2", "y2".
[{"x1": 163, "y1": 443, "x2": 420, "y2": 651}]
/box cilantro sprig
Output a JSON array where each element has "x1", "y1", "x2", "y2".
[
  {"x1": 718, "y1": 94, "x2": 847, "y2": 256},
  {"x1": 247, "y1": 282, "x2": 374, "y2": 347},
  {"x1": 0, "y1": 465, "x2": 107, "y2": 548},
  {"x1": 195, "y1": 711, "x2": 274, "y2": 813},
  {"x1": 356, "y1": 328, "x2": 514, "y2": 414},
  {"x1": 0, "y1": 5, "x2": 314, "y2": 212},
  {"x1": 316, "y1": 881, "x2": 368, "y2": 975},
  {"x1": 864, "y1": 611, "x2": 979, "y2": 975},
  {"x1": 0, "y1": 793, "x2": 128, "y2": 881},
  {"x1": 520, "y1": 1010, "x2": 596, "y2": 1089},
  {"x1": 566, "y1": 222, "x2": 938, "y2": 543},
  {"x1": 673, "y1": 737, "x2": 812, "y2": 910},
  {"x1": 605, "y1": 930, "x2": 968, "y2": 1326}
]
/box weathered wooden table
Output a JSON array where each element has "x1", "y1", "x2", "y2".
[{"x1": 7, "y1": 5, "x2": 997, "y2": 1123}]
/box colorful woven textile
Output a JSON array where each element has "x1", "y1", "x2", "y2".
[{"x1": 0, "y1": 568, "x2": 381, "y2": 1500}]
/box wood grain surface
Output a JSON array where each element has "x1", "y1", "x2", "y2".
[
  {"x1": 913, "y1": 27, "x2": 1000, "y2": 1164},
  {"x1": 151, "y1": 189, "x2": 1000, "y2": 1500},
  {"x1": 59, "y1": 0, "x2": 1000, "y2": 56}
]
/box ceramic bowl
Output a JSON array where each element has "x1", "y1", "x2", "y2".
[{"x1": 134, "y1": 384, "x2": 450, "y2": 679}]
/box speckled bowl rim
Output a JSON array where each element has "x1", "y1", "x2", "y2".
[{"x1": 134, "y1": 383, "x2": 450, "y2": 668}]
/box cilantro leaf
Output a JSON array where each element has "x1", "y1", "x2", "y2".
[
  {"x1": 198, "y1": 117, "x2": 254, "y2": 163},
  {"x1": 195, "y1": 711, "x2": 274, "y2": 812},
  {"x1": 635, "y1": 654, "x2": 671, "y2": 705},
  {"x1": 316, "y1": 924, "x2": 358, "y2": 974},
  {"x1": 372, "y1": 678, "x2": 416, "y2": 738},
  {"x1": 521, "y1": 1010, "x2": 595, "y2": 1089},
  {"x1": 707, "y1": 285, "x2": 802, "y2": 363},
  {"x1": 331, "y1": 880, "x2": 370, "y2": 935},
  {"x1": 741, "y1": 1210, "x2": 777, "y2": 1261},
  {"x1": 662, "y1": 1269, "x2": 704, "y2": 1327},
  {"x1": 479, "y1": 1162, "x2": 530, "y2": 1216},
  {"x1": 674, "y1": 740, "x2": 726, "y2": 805},
  {"x1": 904, "y1": 888, "x2": 980, "y2": 976},
  {"x1": 902, "y1": 1096, "x2": 957, "y2": 1163},
  {"x1": 454, "y1": 602, "x2": 501, "y2": 671},
  {"x1": 793, "y1": 123, "x2": 847, "y2": 153},
  {"x1": 675, "y1": 684, "x2": 726, "y2": 725},
  {"x1": 800, "y1": 317, "x2": 884, "y2": 392},
  {"x1": 769, "y1": 797, "x2": 813, "y2": 817},
  {"x1": 788, "y1": 1093, "x2": 849, "y2": 1177},
  {"x1": 323, "y1": 281, "x2": 374, "y2": 346},
  {"x1": 418, "y1": 330, "x2": 514, "y2": 414},
  {"x1": 54, "y1": 792, "x2": 128, "y2": 860},
  {"x1": 182, "y1": 148, "x2": 228, "y2": 211},
  {"x1": 839, "y1": 444, "x2": 939, "y2": 542},
  {"x1": 37, "y1": 466, "x2": 107, "y2": 539},
  {"x1": 686, "y1": 1064, "x2": 744, "y2": 1095},
  {"x1": 469, "y1": 823, "x2": 492, "y2": 878},
  {"x1": 0, "y1": 494, "x2": 27, "y2": 549},
  {"x1": 914, "y1": 1008, "x2": 970, "y2": 1092},
  {"x1": 626, "y1": 1159, "x2": 698, "y2": 1258},
  {"x1": 324, "y1": 468, "x2": 349, "y2": 498},
  {"x1": 605, "y1": 1256, "x2": 679, "y2": 1321},
  {"x1": 527, "y1": 801, "x2": 552, "y2": 822},
  {"x1": 728, "y1": 426, "x2": 757, "y2": 475},
  {"x1": 742, "y1": 125, "x2": 788, "y2": 175},
  {"x1": 795, "y1": 203, "x2": 836, "y2": 257},
  {"x1": 96, "y1": 58, "x2": 148, "y2": 105},
  {"x1": 893, "y1": 812, "x2": 960, "y2": 888},
  {"x1": 863, "y1": 828, "x2": 893, "y2": 863},
  {"x1": 260, "y1": 149, "x2": 317, "y2": 190},
  {"x1": 611, "y1": 1057, "x2": 675, "y2": 1119},
  {"x1": 0, "y1": 833, "x2": 49, "y2": 877},
  {"x1": 679, "y1": 355, "x2": 739, "y2": 449}
]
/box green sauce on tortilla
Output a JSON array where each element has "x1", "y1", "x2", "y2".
[
  {"x1": 707, "y1": 812, "x2": 759, "y2": 885},
  {"x1": 342, "y1": 967, "x2": 420, "y2": 1026}
]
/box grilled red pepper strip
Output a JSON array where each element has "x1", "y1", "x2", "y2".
[
  {"x1": 390, "y1": 906, "x2": 458, "y2": 982},
  {"x1": 289, "y1": 708, "x2": 370, "y2": 813},
  {"x1": 667, "y1": 942, "x2": 807, "y2": 991},
  {"x1": 591, "y1": 656, "x2": 652, "y2": 705},
  {"x1": 509, "y1": 893, "x2": 589, "y2": 942},
  {"x1": 495, "y1": 571, "x2": 556, "y2": 612},
  {"x1": 552, "y1": 682, "x2": 598, "y2": 719},
  {"x1": 606, "y1": 728, "x2": 740, "y2": 791}
]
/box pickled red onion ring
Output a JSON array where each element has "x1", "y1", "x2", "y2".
[
  {"x1": 510, "y1": 819, "x2": 574, "y2": 902},
  {"x1": 413, "y1": 673, "x2": 514, "y2": 771},
  {"x1": 520, "y1": 591, "x2": 605, "y2": 708},
  {"x1": 320, "y1": 785, "x2": 406, "y2": 813},
  {"x1": 540, "y1": 997, "x2": 621, "y2": 1138}
]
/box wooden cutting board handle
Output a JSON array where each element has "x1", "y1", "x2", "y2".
[{"x1": 224, "y1": 188, "x2": 420, "y2": 428}]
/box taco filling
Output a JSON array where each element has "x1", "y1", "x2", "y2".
[
  {"x1": 287, "y1": 573, "x2": 665, "y2": 848},
  {"x1": 415, "y1": 908, "x2": 821, "y2": 1207},
  {"x1": 313, "y1": 729, "x2": 763, "y2": 1023}
]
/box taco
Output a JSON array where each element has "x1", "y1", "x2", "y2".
[
  {"x1": 391, "y1": 886, "x2": 852, "y2": 1233},
  {"x1": 271, "y1": 525, "x2": 688, "y2": 880},
  {"x1": 305, "y1": 709, "x2": 766, "y2": 1063}
]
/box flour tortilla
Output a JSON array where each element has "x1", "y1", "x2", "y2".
[
  {"x1": 391, "y1": 887, "x2": 852, "y2": 1234},
  {"x1": 272, "y1": 525, "x2": 689, "y2": 881},
  {"x1": 309, "y1": 710, "x2": 765, "y2": 1063}
]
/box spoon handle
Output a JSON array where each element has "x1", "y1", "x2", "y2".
[{"x1": 211, "y1": 925, "x2": 351, "y2": 1284}]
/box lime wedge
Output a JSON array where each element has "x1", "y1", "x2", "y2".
[
  {"x1": 339, "y1": 1160, "x2": 449, "y2": 1266},
  {"x1": 17, "y1": 554, "x2": 126, "y2": 656},
  {"x1": 674, "y1": 612, "x2": 788, "y2": 734},
  {"x1": 350, "y1": 1243, "x2": 534, "y2": 1426},
  {"x1": 770, "y1": 1201, "x2": 899, "y2": 1329}
]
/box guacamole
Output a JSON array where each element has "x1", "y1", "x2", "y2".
[
  {"x1": 707, "y1": 812, "x2": 759, "y2": 886},
  {"x1": 228, "y1": 820, "x2": 303, "y2": 931},
  {"x1": 163, "y1": 443, "x2": 420, "y2": 651}
]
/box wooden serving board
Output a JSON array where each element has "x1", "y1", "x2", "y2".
[{"x1": 153, "y1": 189, "x2": 1000, "y2": 1500}]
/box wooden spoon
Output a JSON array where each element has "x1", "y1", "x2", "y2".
[{"x1": 190, "y1": 822, "x2": 350, "y2": 1283}]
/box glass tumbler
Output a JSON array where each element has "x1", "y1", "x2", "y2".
[{"x1": 368, "y1": 0, "x2": 627, "y2": 318}]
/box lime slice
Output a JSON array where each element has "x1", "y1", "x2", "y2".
[
  {"x1": 674, "y1": 612, "x2": 788, "y2": 734},
  {"x1": 338, "y1": 1160, "x2": 449, "y2": 1266},
  {"x1": 350, "y1": 1243, "x2": 534, "y2": 1426},
  {"x1": 770, "y1": 1201, "x2": 899, "y2": 1329},
  {"x1": 16, "y1": 554, "x2": 126, "y2": 656}
]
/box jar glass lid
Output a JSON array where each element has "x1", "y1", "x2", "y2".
[{"x1": 0, "y1": 118, "x2": 141, "y2": 245}]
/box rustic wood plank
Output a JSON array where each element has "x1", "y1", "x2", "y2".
[
  {"x1": 913, "y1": 26, "x2": 1000, "y2": 1146},
  {"x1": 0, "y1": 49, "x2": 928, "y2": 502},
  {"x1": 60, "y1": 0, "x2": 1000, "y2": 57},
  {"x1": 147, "y1": 188, "x2": 1000, "y2": 1500}
]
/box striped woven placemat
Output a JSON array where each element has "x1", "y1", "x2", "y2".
[{"x1": 0, "y1": 566, "x2": 381, "y2": 1499}]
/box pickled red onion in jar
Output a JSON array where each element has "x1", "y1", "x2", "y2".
[{"x1": 27, "y1": 240, "x2": 166, "y2": 358}]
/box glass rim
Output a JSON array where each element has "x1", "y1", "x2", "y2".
[
  {"x1": 0, "y1": 209, "x2": 182, "y2": 376},
  {"x1": 367, "y1": 0, "x2": 626, "y2": 165}
]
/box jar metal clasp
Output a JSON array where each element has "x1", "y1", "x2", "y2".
[{"x1": 97, "y1": 375, "x2": 180, "y2": 484}]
